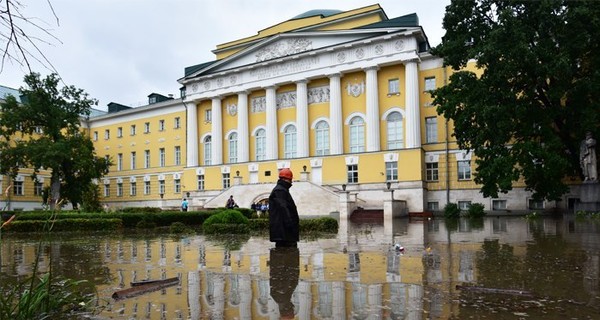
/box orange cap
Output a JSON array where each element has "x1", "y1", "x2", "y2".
[{"x1": 279, "y1": 168, "x2": 293, "y2": 180}]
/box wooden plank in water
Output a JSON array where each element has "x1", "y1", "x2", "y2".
[
  {"x1": 456, "y1": 285, "x2": 534, "y2": 297},
  {"x1": 112, "y1": 277, "x2": 180, "y2": 300},
  {"x1": 130, "y1": 276, "x2": 179, "y2": 287}
]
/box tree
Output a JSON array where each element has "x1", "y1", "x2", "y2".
[
  {"x1": 0, "y1": 72, "x2": 110, "y2": 209},
  {"x1": 432, "y1": 0, "x2": 600, "y2": 201}
]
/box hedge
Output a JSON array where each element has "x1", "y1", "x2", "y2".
[{"x1": 2, "y1": 218, "x2": 123, "y2": 232}]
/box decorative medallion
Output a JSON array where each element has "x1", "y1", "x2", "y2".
[
  {"x1": 217, "y1": 78, "x2": 224, "y2": 88},
  {"x1": 229, "y1": 75, "x2": 237, "y2": 85},
  {"x1": 355, "y1": 48, "x2": 365, "y2": 59},
  {"x1": 191, "y1": 83, "x2": 198, "y2": 92},
  {"x1": 227, "y1": 103, "x2": 238, "y2": 116},
  {"x1": 203, "y1": 81, "x2": 211, "y2": 90},
  {"x1": 394, "y1": 40, "x2": 405, "y2": 51},
  {"x1": 337, "y1": 52, "x2": 346, "y2": 63},
  {"x1": 345, "y1": 80, "x2": 365, "y2": 97},
  {"x1": 375, "y1": 44, "x2": 384, "y2": 55}
]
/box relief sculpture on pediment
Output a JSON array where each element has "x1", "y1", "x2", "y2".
[{"x1": 255, "y1": 38, "x2": 312, "y2": 62}]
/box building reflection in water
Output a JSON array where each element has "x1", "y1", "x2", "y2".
[{"x1": 2, "y1": 216, "x2": 600, "y2": 319}]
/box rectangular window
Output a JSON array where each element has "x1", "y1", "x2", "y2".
[
  {"x1": 388, "y1": 78, "x2": 400, "y2": 94},
  {"x1": 117, "y1": 183, "x2": 123, "y2": 197},
  {"x1": 426, "y1": 117, "x2": 438, "y2": 143},
  {"x1": 130, "y1": 125, "x2": 136, "y2": 136},
  {"x1": 458, "y1": 160, "x2": 472, "y2": 180},
  {"x1": 144, "y1": 122, "x2": 150, "y2": 133},
  {"x1": 385, "y1": 162, "x2": 398, "y2": 181},
  {"x1": 159, "y1": 148, "x2": 165, "y2": 167},
  {"x1": 104, "y1": 184, "x2": 110, "y2": 197},
  {"x1": 425, "y1": 77, "x2": 436, "y2": 91},
  {"x1": 492, "y1": 200, "x2": 507, "y2": 210},
  {"x1": 104, "y1": 129, "x2": 110, "y2": 140},
  {"x1": 426, "y1": 162, "x2": 439, "y2": 181},
  {"x1": 13, "y1": 181, "x2": 23, "y2": 196},
  {"x1": 205, "y1": 109, "x2": 212, "y2": 123},
  {"x1": 144, "y1": 150, "x2": 150, "y2": 168},
  {"x1": 117, "y1": 127, "x2": 123, "y2": 138},
  {"x1": 159, "y1": 180, "x2": 165, "y2": 195},
  {"x1": 528, "y1": 199, "x2": 544, "y2": 210},
  {"x1": 34, "y1": 182, "x2": 43, "y2": 196},
  {"x1": 427, "y1": 201, "x2": 439, "y2": 211},
  {"x1": 458, "y1": 201, "x2": 472, "y2": 210},
  {"x1": 174, "y1": 179, "x2": 181, "y2": 193},
  {"x1": 174, "y1": 117, "x2": 181, "y2": 129},
  {"x1": 130, "y1": 152, "x2": 136, "y2": 170},
  {"x1": 197, "y1": 175, "x2": 205, "y2": 191},
  {"x1": 158, "y1": 119, "x2": 165, "y2": 131},
  {"x1": 130, "y1": 182, "x2": 137, "y2": 196},
  {"x1": 222, "y1": 173, "x2": 230, "y2": 189},
  {"x1": 144, "y1": 181, "x2": 151, "y2": 195},
  {"x1": 93, "y1": 131, "x2": 98, "y2": 141},
  {"x1": 347, "y1": 164, "x2": 358, "y2": 183},
  {"x1": 117, "y1": 153, "x2": 123, "y2": 171},
  {"x1": 34, "y1": 126, "x2": 43, "y2": 134},
  {"x1": 174, "y1": 146, "x2": 181, "y2": 166}
]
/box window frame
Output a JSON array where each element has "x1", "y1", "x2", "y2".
[{"x1": 347, "y1": 164, "x2": 359, "y2": 184}]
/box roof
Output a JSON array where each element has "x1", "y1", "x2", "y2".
[
  {"x1": 290, "y1": 9, "x2": 343, "y2": 20},
  {"x1": 184, "y1": 60, "x2": 219, "y2": 77},
  {"x1": 0, "y1": 84, "x2": 20, "y2": 102},
  {"x1": 356, "y1": 13, "x2": 419, "y2": 29}
]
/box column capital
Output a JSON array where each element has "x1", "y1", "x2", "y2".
[
  {"x1": 363, "y1": 65, "x2": 380, "y2": 72},
  {"x1": 294, "y1": 79, "x2": 310, "y2": 84},
  {"x1": 262, "y1": 85, "x2": 278, "y2": 90},
  {"x1": 236, "y1": 90, "x2": 250, "y2": 95},
  {"x1": 402, "y1": 57, "x2": 420, "y2": 64},
  {"x1": 327, "y1": 72, "x2": 342, "y2": 79}
]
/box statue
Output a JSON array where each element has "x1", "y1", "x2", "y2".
[{"x1": 580, "y1": 131, "x2": 597, "y2": 182}]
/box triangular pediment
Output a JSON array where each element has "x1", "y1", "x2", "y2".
[{"x1": 187, "y1": 28, "x2": 412, "y2": 79}]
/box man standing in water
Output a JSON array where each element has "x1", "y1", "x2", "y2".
[{"x1": 268, "y1": 168, "x2": 299, "y2": 247}]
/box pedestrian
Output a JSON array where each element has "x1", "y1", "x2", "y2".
[
  {"x1": 268, "y1": 168, "x2": 299, "y2": 247},
  {"x1": 226, "y1": 195, "x2": 237, "y2": 209},
  {"x1": 181, "y1": 198, "x2": 188, "y2": 212}
]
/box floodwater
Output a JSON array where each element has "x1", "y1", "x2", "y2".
[{"x1": 1, "y1": 215, "x2": 600, "y2": 319}]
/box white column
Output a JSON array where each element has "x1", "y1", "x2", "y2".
[
  {"x1": 237, "y1": 91, "x2": 249, "y2": 163},
  {"x1": 185, "y1": 100, "x2": 198, "y2": 167},
  {"x1": 296, "y1": 80, "x2": 309, "y2": 158},
  {"x1": 365, "y1": 66, "x2": 380, "y2": 152},
  {"x1": 211, "y1": 97, "x2": 223, "y2": 165},
  {"x1": 265, "y1": 86, "x2": 278, "y2": 160},
  {"x1": 405, "y1": 60, "x2": 421, "y2": 148},
  {"x1": 329, "y1": 73, "x2": 343, "y2": 155}
]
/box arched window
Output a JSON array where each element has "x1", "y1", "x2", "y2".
[
  {"x1": 228, "y1": 132, "x2": 238, "y2": 163},
  {"x1": 255, "y1": 129, "x2": 266, "y2": 161},
  {"x1": 315, "y1": 121, "x2": 330, "y2": 156},
  {"x1": 349, "y1": 116, "x2": 365, "y2": 153},
  {"x1": 386, "y1": 111, "x2": 403, "y2": 149},
  {"x1": 284, "y1": 125, "x2": 297, "y2": 159},
  {"x1": 203, "y1": 135, "x2": 212, "y2": 165}
]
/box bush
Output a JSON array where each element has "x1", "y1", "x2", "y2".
[
  {"x1": 169, "y1": 222, "x2": 189, "y2": 234},
  {"x1": 444, "y1": 203, "x2": 461, "y2": 219},
  {"x1": 119, "y1": 207, "x2": 162, "y2": 214},
  {"x1": 203, "y1": 210, "x2": 249, "y2": 226},
  {"x1": 466, "y1": 203, "x2": 486, "y2": 218},
  {"x1": 235, "y1": 207, "x2": 254, "y2": 219},
  {"x1": 300, "y1": 217, "x2": 338, "y2": 233},
  {"x1": 136, "y1": 219, "x2": 156, "y2": 229},
  {"x1": 3, "y1": 218, "x2": 122, "y2": 232}
]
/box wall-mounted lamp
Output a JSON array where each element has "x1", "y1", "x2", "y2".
[
  {"x1": 342, "y1": 184, "x2": 346, "y2": 191},
  {"x1": 186, "y1": 191, "x2": 190, "y2": 198},
  {"x1": 160, "y1": 193, "x2": 164, "y2": 199},
  {"x1": 236, "y1": 170, "x2": 240, "y2": 177},
  {"x1": 386, "y1": 181, "x2": 391, "y2": 190},
  {"x1": 303, "y1": 165, "x2": 307, "y2": 172}
]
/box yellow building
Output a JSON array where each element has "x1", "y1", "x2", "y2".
[{"x1": 3, "y1": 4, "x2": 580, "y2": 214}]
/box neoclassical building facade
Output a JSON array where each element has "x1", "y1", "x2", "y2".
[{"x1": 3, "y1": 4, "x2": 581, "y2": 214}]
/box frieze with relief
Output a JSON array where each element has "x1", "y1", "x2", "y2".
[
  {"x1": 251, "y1": 96, "x2": 266, "y2": 113},
  {"x1": 276, "y1": 91, "x2": 296, "y2": 109},
  {"x1": 255, "y1": 38, "x2": 312, "y2": 62},
  {"x1": 308, "y1": 86, "x2": 330, "y2": 104}
]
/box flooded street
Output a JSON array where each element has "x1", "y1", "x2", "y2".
[{"x1": 1, "y1": 215, "x2": 600, "y2": 319}]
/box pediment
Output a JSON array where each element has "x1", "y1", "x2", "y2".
[{"x1": 190, "y1": 29, "x2": 404, "y2": 78}]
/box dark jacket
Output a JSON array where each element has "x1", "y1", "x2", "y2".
[{"x1": 269, "y1": 179, "x2": 299, "y2": 244}]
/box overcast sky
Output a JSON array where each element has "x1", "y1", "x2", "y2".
[{"x1": 1, "y1": 0, "x2": 450, "y2": 110}]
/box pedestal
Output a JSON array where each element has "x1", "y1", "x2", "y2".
[{"x1": 576, "y1": 182, "x2": 600, "y2": 212}]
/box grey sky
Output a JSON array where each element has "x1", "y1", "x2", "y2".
[{"x1": 1, "y1": 0, "x2": 450, "y2": 110}]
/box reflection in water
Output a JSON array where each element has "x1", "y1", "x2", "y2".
[
  {"x1": 269, "y1": 246, "x2": 299, "y2": 319},
  {"x1": 1, "y1": 216, "x2": 600, "y2": 319}
]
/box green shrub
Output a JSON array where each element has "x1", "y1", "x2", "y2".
[
  {"x1": 203, "y1": 210, "x2": 249, "y2": 226},
  {"x1": 444, "y1": 203, "x2": 461, "y2": 219},
  {"x1": 300, "y1": 217, "x2": 338, "y2": 233},
  {"x1": 466, "y1": 203, "x2": 486, "y2": 218},
  {"x1": 249, "y1": 218, "x2": 269, "y2": 231},
  {"x1": 3, "y1": 218, "x2": 122, "y2": 232},
  {"x1": 169, "y1": 222, "x2": 189, "y2": 233},
  {"x1": 119, "y1": 207, "x2": 163, "y2": 214},
  {"x1": 136, "y1": 219, "x2": 156, "y2": 229},
  {"x1": 236, "y1": 207, "x2": 254, "y2": 219}
]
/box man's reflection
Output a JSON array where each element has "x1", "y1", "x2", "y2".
[{"x1": 270, "y1": 246, "x2": 299, "y2": 319}]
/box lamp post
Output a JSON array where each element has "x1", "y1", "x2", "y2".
[
  {"x1": 186, "y1": 191, "x2": 190, "y2": 198},
  {"x1": 386, "y1": 181, "x2": 394, "y2": 199},
  {"x1": 341, "y1": 184, "x2": 346, "y2": 191},
  {"x1": 159, "y1": 193, "x2": 164, "y2": 199},
  {"x1": 303, "y1": 165, "x2": 307, "y2": 172}
]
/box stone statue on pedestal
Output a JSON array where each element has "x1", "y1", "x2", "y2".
[{"x1": 580, "y1": 131, "x2": 597, "y2": 182}]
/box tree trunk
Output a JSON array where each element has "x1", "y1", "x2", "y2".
[{"x1": 50, "y1": 173, "x2": 61, "y2": 210}]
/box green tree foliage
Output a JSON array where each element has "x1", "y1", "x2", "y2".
[
  {"x1": 0, "y1": 73, "x2": 110, "y2": 209},
  {"x1": 432, "y1": 0, "x2": 600, "y2": 200}
]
